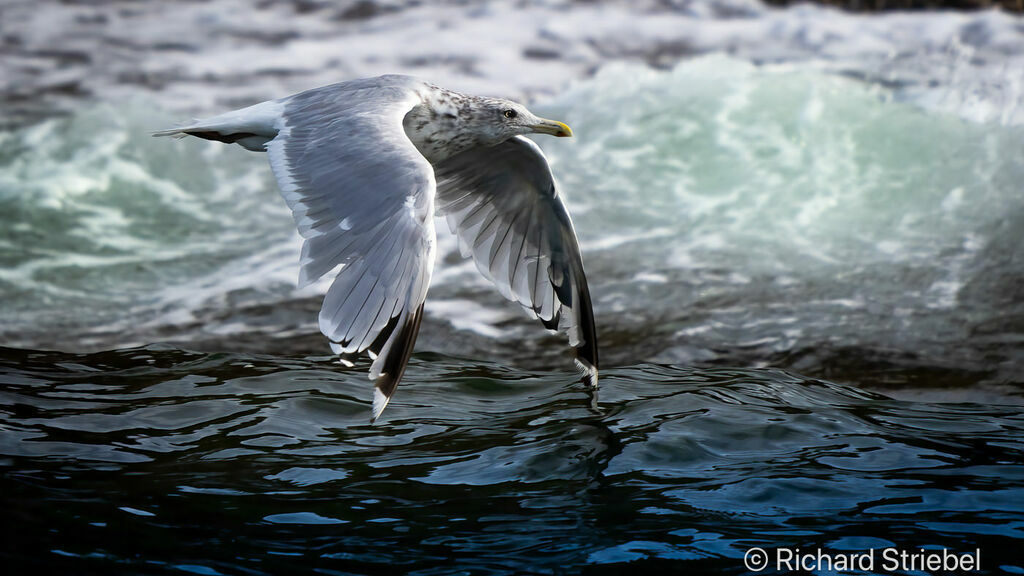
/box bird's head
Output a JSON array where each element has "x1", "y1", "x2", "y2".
[{"x1": 469, "y1": 98, "x2": 573, "y2": 145}]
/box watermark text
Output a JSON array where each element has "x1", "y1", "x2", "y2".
[{"x1": 743, "y1": 547, "x2": 981, "y2": 573}]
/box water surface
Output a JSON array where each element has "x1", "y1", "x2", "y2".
[{"x1": 3, "y1": 346, "x2": 1023, "y2": 574}]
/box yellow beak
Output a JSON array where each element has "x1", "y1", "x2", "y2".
[{"x1": 532, "y1": 118, "x2": 573, "y2": 138}]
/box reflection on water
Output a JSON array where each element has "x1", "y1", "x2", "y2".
[{"x1": 2, "y1": 346, "x2": 1022, "y2": 573}]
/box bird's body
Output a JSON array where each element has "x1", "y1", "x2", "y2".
[{"x1": 155, "y1": 74, "x2": 597, "y2": 421}]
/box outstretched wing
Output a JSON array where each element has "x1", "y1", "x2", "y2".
[
  {"x1": 433, "y1": 135, "x2": 598, "y2": 385},
  {"x1": 266, "y1": 76, "x2": 436, "y2": 421}
]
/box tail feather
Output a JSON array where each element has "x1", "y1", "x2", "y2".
[
  {"x1": 152, "y1": 98, "x2": 286, "y2": 151},
  {"x1": 151, "y1": 127, "x2": 191, "y2": 139}
]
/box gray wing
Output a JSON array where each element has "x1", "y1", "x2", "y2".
[
  {"x1": 433, "y1": 135, "x2": 598, "y2": 385},
  {"x1": 266, "y1": 76, "x2": 436, "y2": 421}
]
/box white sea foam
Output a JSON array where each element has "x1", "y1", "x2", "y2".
[{"x1": 4, "y1": 1, "x2": 1023, "y2": 126}]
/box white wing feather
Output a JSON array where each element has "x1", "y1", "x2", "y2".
[
  {"x1": 433, "y1": 136, "x2": 598, "y2": 385},
  {"x1": 262, "y1": 76, "x2": 437, "y2": 420}
]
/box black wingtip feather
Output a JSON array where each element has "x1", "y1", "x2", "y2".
[
  {"x1": 183, "y1": 130, "x2": 260, "y2": 144},
  {"x1": 369, "y1": 302, "x2": 425, "y2": 423},
  {"x1": 573, "y1": 262, "x2": 599, "y2": 387}
]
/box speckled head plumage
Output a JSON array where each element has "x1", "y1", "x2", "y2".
[
  {"x1": 455, "y1": 96, "x2": 572, "y2": 145},
  {"x1": 403, "y1": 85, "x2": 572, "y2": 164}
]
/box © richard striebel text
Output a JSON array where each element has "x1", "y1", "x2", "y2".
[{"x1": 743, "y1": 546, "x2": 982, "y2": 573}]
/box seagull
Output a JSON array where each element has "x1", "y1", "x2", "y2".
[{"x1": 154, "y1": 74, "x2": 598, "y2": 422}]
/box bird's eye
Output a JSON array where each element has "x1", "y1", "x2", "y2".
[{"x1": 503, "y1": 109, "x2": 517, "y2": 119}]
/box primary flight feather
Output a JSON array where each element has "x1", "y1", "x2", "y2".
[{"x1": 154, "y1": 74, "x2": 598, "y2": 422}]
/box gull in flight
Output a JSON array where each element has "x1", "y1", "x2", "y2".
[{"x1": 155, "y1": 75, "x2": 598, "y2": 422}]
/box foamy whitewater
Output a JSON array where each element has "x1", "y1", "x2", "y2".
[{"x1": 3, "y1": 2, "x2": 1024, "y2": 574}]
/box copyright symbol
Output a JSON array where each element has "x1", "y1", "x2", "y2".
[{"x1": 744, "y1": 547, "x2": 769, "y2": 572}]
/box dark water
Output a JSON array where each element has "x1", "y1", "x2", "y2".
[{"x1": 3, "y1": 345, "x2": 1023, "y2": 574}]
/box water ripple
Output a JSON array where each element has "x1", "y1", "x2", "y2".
[{"x1": 2, "y1": 345, "x2": 1022, "y2": 573}]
